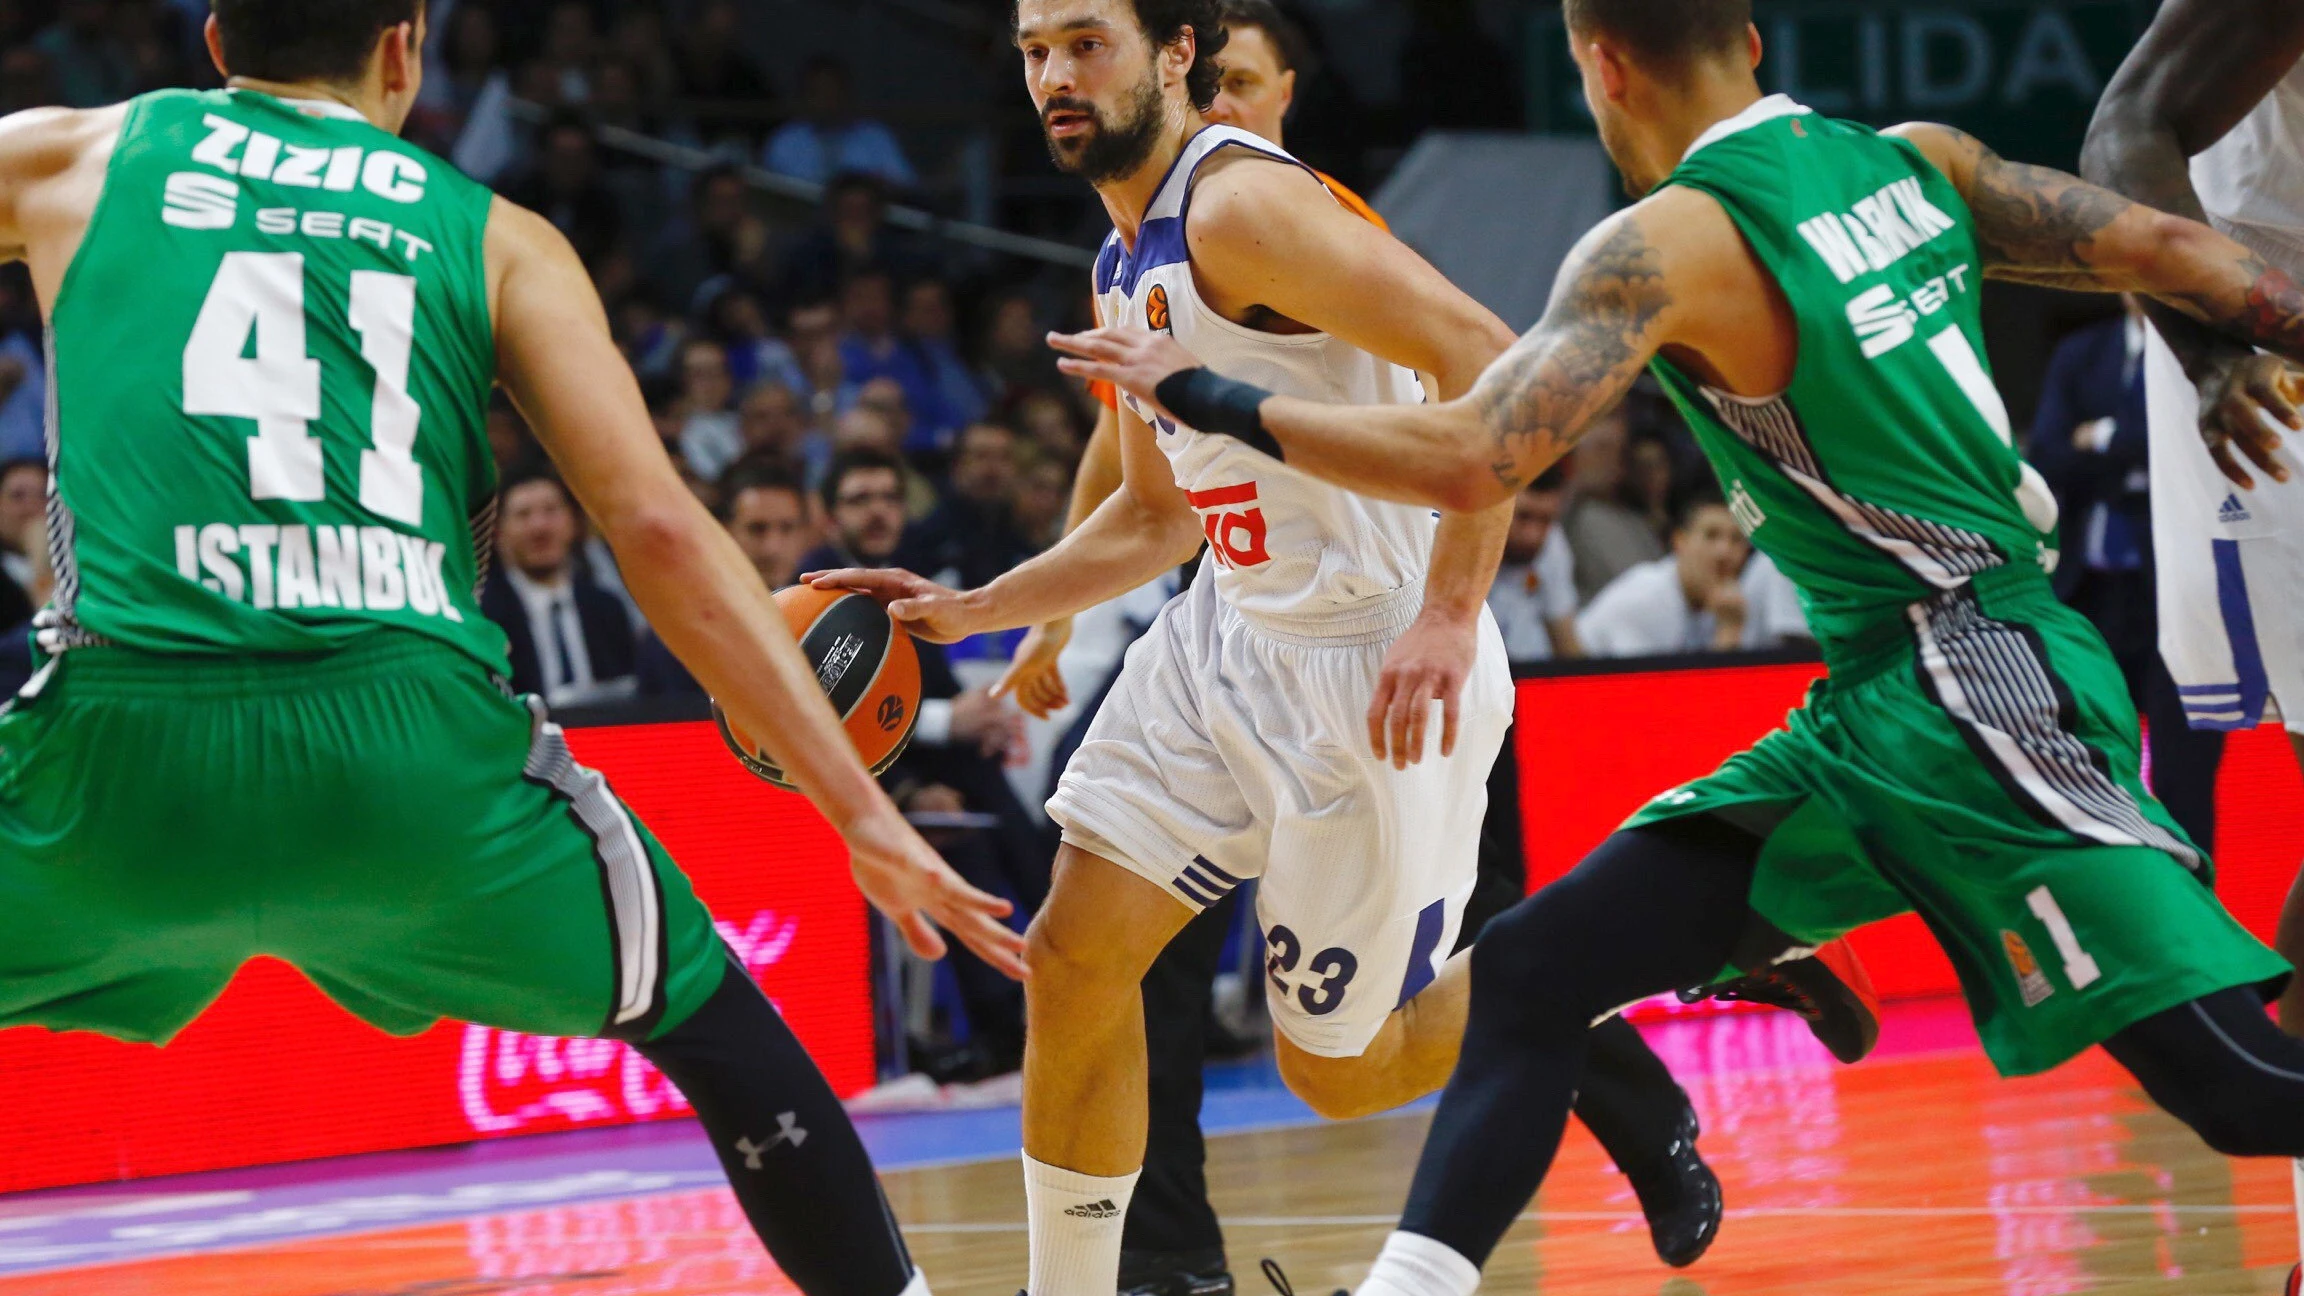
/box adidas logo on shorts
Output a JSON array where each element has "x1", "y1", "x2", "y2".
[
  {"x1": 1064, "y1": 1199, "x2": 1121, "y2": 1219},
  {"x1": 2220, "y1": 493, "x2": 2253, "y2": 525}
]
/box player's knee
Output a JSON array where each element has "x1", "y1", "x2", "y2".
[
  {"x1": 1023, "y1": 906, "x2": 1141, "y2": 997},
  {"x1": 1468, "y1": 889, "x2": 1591, "y2": 1023}
]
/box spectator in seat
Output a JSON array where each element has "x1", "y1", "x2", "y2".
[
  {"x1": 763, "y1": 55, "x2": 917, "y2": 189},
  {"x1": 1013, "y1": 387, "x2": 1087, "y2": 465},
  {"x1": 34, "y1": 0, "x2": 133, "y2": 109},
  {"x1": 702, "y1": 286, "x2": 808, "y2": 395},
  {"x1": 675, "y1": 339, "x2": 744, "y2": 483},
  {"x1": 1487, "y1": 465, "x2": 1581, "y2": 662},
  {"x1": 1578, "y1": 491, "x2": 1771, "y2": 658},
  {"x1": 779, "y1": 172, "x2": 923, "y2": 308},
  {"x1": 1563, "y1": 404, "x2": 1666, "y2": 602},
  {"x1": 644, "y1": 165, "x2": 771, "y2": 321},
  {"x1": 910, "y1": 421, "x2": 1034, "y2": 591},
  {"x1": 638, "y1": 463, "x2": 816, "y2": 696},
  {"x1": 832, "y1": 391, "x2": 938, "y2": 519},
  {"x1": 504, "y1": 113, "x2": 623, "y2": 269},
  {"x1": 836, "y1": 270, "x2": 947, "y2": 450},
  {"x1": 976, "y1": 290, "x2": 1065, "y2": 406},
  {"x1": 900, "y1": 278, "x2": 989, "y2": 453},
  {"x1": 674, "y1": 0, "x2": 775, "y2": 144},
  {"x1": 0, "y1": 457, "x2": 45, "y2": 630},
  {"x1": 804, "y1": 447, "x2": 1043, "y2": 1081},
  {"x1": 1011, "y1": 449, "x2": 1072, "y2": 551},
  {"x1": 737, "y1": 379, "x2": 829, "y2": 484},
  {"x1": 481, "y1": 472, "x2": 638, "y2": 707},
  {"x1": 0, "y1": 516, "x2": 50, "y2": 697}
]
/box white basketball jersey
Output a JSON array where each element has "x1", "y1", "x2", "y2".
[
  {"x1": 2145, "y1": 55, "x2": 2304, "y2": 541},
  {"x1": 1094, "y1": 126, "x2": 1437, "y2": 636}
]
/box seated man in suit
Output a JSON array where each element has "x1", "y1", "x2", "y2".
[{"x1": 481, "y1": 471, "x2": 640, "y2": 707}]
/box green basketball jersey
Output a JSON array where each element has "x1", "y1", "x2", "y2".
[
  {"x1": 42, "y1": 88, "x2": 506, "y2": 668},
  {"x1": 1649, "y1": 98, "x2": 2061, "y2": 647}
]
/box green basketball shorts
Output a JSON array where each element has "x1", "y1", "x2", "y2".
[
  {"x1": 1625, "y1": 566, "x2": 2289, "y2": 1076},
  {"x1": 0, "y1": 631, "x2": 726, "y2": 1045}
]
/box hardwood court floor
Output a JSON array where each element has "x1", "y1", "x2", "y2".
[{"x1": 2, "y1": 1013, "x2": 2295, "y2": 1295}]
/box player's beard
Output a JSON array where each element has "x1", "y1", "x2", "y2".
[{"x1": 1042, "y1": 64, "x2": 1166, "y2": 185}]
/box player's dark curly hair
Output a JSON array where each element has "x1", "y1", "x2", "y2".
[
  {"x1": 211, "y1": 0, "x2": 425, "y2": 85},
  {"x1": 1016, "y1": 0, "x2": 1230, "y2": 112},
  {"x1": 1562, "y1": 0, "x2": 1749, "y2": 70},
  {"x1": 1144, "y1": 0, "x2": 1231, "y2": 111}
]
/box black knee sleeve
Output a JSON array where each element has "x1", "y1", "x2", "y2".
[
  {"x1": 636, "y1": 955, "x2": 915, "y2": 1296},
  {"x1": 2103, "y1": 986, "x2": 2304, "y2": 1159}
]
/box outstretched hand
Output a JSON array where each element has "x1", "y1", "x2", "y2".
[
  {"x1": 804, "y1": 567, "x2": 986, "y2": 645},
  {"x1": 842, "y1": 809, "x2": 1027, "y2": 980},
  {"x1": 1047, "y1": 326, "x2": 1199, "y2": 416}
]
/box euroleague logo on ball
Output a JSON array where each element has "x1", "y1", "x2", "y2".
[
  {"x1": 1146, "y1": 284, "x2": 1171, "y2": 332},
  {"x1": 876, "y1": 694, "x2": 908, "y2": 732}
]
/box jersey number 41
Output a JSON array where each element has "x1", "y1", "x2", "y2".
[{"x1": 183, "y1": 250, "x2": 427, "y2": 527}]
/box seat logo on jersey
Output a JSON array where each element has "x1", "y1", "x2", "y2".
[
  {"x1": 1146, "y1": 284, "x2": 1171, "y2": 333},
  {"x1": 1183, "y1": 482, "x2": 1271, "y2": 569},
  {"x1": 1845, "y1": 264, "x2": 1974, "y2": 359},
  {"x1": 1796, "y1": 178, "x2": 1958, "y2": 285}
]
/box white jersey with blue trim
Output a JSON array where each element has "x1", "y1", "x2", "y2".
[
  {"x1": 2145, "y1": 55, "x2": 2304, "y2": 543},
  {"x1": 1095, "y1": 125, "x2": 1436, "y2": 637}
]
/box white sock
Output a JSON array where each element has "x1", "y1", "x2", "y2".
[
  {"x1": 1024, "y1": 1153, "x2": 1140, "y2": 1296},
  {"x1": 898, "y1": 1268, "x2": 932, "y2": 1296},
  {"x1": 1356, "y1": 1230, "x2": 1481, "y2": 1296}
]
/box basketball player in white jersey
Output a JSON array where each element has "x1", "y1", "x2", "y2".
[
  {"x1": 2085, "y1": 1, "x2": 2304, "y2": 1032},
  {"x1": 804, "y1": 0, "x2": 1714, "y2": 1288}
]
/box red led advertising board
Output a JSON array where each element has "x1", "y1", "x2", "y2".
[
  {"x1": 1514, "y1": 662, "x2": 2304, "y2": 1003},
  {"x1": 0, "y1": 721, "x2": 872, "y2": 1195}
]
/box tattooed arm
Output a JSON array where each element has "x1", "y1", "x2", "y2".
[
  {"x1": 1895, "y1": 121, "x2": 2304, "y2": 485},
  {"x1": 1050, "y1": 198, "x2": 1690, "y2": 514},
  {"x1": 2080, "y1": 5, "x2": 2304, "y2": 374}
]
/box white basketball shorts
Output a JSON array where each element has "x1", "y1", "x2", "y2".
[
  {"x1": 1045, "y1": 567, "x2": 1516, "y2": 1058},
  {"x1": 2144, "y1": 327, "x2": 2304, "y2": 732}
]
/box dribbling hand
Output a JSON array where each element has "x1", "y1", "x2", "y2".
[
  {"x1": 804, "y1": 567, "x2": 987, "y2": 644},
  {"x1": 842, "y1": 808, "x2": 1028, "y2": 981}
]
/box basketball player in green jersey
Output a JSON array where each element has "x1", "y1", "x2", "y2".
[
  {"x1": 0, "y1": 4, "x2": 1025, "y2": 1293},
  {"x1": 1057, "y1": 0, "x2": 2304, "y2": 1287}
]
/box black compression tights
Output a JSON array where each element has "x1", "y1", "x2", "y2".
[
  {"x1": 635, "y1": 955, "x2": 916, "y2": 1296},
  {"x1": 1397, "y1": 816, "x2": 2304, "y2": 1270}
]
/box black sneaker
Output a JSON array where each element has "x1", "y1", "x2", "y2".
[
  {"x1": 1258, "y1": 1258, "x2": 1342, "y2": 1296},
  {"x1": 1120, "y1": 1248, "x2": 1234, "y2": 1296},
  {"x1": 1679, "y1": 937, "x2": 1881, "y2": 1064},
  {"x1": 1621, "y1": 1107, "x2": 1722, "y2": 1269}
]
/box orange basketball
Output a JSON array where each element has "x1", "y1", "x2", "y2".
[{"x1": 714, "y1": 584, "x2": 921, "y2": 790}]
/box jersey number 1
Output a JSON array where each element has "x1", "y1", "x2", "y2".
[{"x1": 182, "y1": 251, "x2": 425, "y2": 527}]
